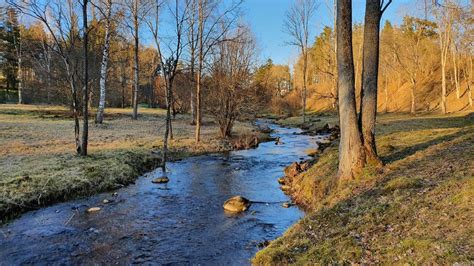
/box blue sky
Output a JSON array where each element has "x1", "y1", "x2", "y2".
[{"x1": 242, "y1": 0, "x2": 417, "y2": 65}]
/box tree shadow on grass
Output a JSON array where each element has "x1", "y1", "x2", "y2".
[{"x1": 381, "y1": 128, "x2": 471, "y2": 164}]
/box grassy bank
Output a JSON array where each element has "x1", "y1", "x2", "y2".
[
  {"x1": 254, "y1": 112, "x2": 474, "y2": 264},
  {"x1": 0, "y1": 104, "x2": 265, "y2": 222}
]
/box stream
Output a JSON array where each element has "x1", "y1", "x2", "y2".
[{"x1": 0, "y1": 121, "x2": 325, "y2": 265}]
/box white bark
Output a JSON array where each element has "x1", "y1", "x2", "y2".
[{"x1": 96, "y1": 0, "x2": 113, "y2": 124}]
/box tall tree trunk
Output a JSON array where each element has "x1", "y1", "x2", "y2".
[
  {"x1": 302, "y1": 49, "x2": 307, "y2": 123},
  {"x1": 81, "y1": 0, "x2": 89, "y2": 156},
  {"x1": 132, "y1": 0, "x2": 139, "y2": 120},
  {"x1": 359, "y1": 0, "x2": 382, "y2": 165},
  {"x1": 410, "y1": 78, "x2": 416, "y2": 114},
  {"x1": 332, "y1": 0, "x2": 338, "y2": 110},
  {"x1": 384, "y1": 78, "x2": 388, "y2": 113},
  {"x1": 96, "y1": 0, "x2": 112, "y2": 124},
  {"x1": 452, "y1": 46, "x2": 460, "y2": 99},
  {"x1": 17, "y1": 55, "x2": 22, "y2": 104},
  {"x1": 469, "y1": 56, "x2": 473, "y2": 108},
  {"x1": 195, "y1": 0, "x2": 203, "y2": 143},
  {"x1": 441, "y1": 57, "x2": 447, "y2": 114},
  {"x1": 336, "y1": 0, "x2": 365, "y2": 180},
  {"x1": 162, "y1": 80, "x2": 173, "y2": 173}
]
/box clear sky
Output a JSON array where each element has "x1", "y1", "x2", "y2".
[{"x1": 241, "y1": 0, "x2": 418, "y2": 65}]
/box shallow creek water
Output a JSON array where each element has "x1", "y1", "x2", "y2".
[{"x1": 0, "y1": 121, "x2": 325, "y2": 265}]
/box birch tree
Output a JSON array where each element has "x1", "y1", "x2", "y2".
[
  {"x1": 95, "y1": 0, "x2": 114, "y2": 124},
  {"x1": 283, "y1": 0, "x2": 318, "y2": 123}
]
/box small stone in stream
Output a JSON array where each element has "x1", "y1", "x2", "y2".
[
  {"x1": 102, "y1": 199, "x2": 110, "y2": 204},
  {"x1": 280, "y1": 185, "x2": 291, "y2": 191},
  {"x1": 282, "y1": 202, "x2": 291, "y2": 208},
  {"x1": 275, "y1": 137, "x2": 284, "y2": 145},
  {"x1": 87, "y1": 207, "x2": 101, "y2": 213},
  {"x1": 152, "y1": 176, "x2": 170, "y2": 184},
  {"x1": 223, "y1": 196, "x2": 251, "y2": 213},
  {"x1": 112, "y1": 192, "x2": 118, "y2": 197},
  {"x1": 277, "y1": 177, "x2": 286, "y2": 184}
]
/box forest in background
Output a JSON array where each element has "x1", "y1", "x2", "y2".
[{"x1": 1, "y1": 1, "x2": 472, "y2": 117}]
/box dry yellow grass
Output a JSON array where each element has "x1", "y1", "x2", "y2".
[
  {"x1": 0, "y1": 104, "x2": 258, "y2": 221},
  {"x1": 254, "y1": 112, "x2": 474, "y2": 264}
]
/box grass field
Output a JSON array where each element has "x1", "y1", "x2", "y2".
[
  {"x1": 254, "y1": 112, "x2": 474, "y2": 264},
  {"x1": 0, "y1": 104, "x2": 259, "y2": 222}
]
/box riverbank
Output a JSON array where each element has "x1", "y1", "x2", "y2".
[
  {"x1": 0, "y1": 104, "x2": 270, "y2": 222},
  {"x1": 254, "y1": 112, "x2": 474, "y2": 264}
]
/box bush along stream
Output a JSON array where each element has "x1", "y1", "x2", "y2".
[{"x1": 0, "y1": 120, "x2": 329, "y2": 265}]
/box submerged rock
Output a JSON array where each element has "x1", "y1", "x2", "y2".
[
  {"x1": 152, "y1": 176, "x2": 170, "y2": 184},
  {"x1": 277, "y1": 177, "x2": 286, "y2": 184},
  {"x1": 223, "y1": 196, "x2": 251, "y2": 213},
  {"x1": 87, "y1": 207, "x2": 101, "y2": 213}
]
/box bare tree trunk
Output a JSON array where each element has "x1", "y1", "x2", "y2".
[
  {"x1": 410, "y1": 78, "x2": 416, "y2": 114},
  {"x1": 452, "y1": 46, "x2": 460, "y2": 99},
  {"x1": 441, "y1": 57, "x2": 447, "y2": 114},
  {"x1": 162, "y1": 78, "x2": 173, "y2": 173},
  {"x1": 132, "y1": 0, "x2": 139, "y2": 120},
  {"x1": 96, "y1": 0, "x2": 112, "y2": 124},
  {"x1": 336, "y1": 0, "x2": 365, "y2": 180},
  {"x1": 195, "y1": 0, "x2": 203, "y2": 143},
  {"x1": 384, "y1": 78, "x2": 388, "y2": 113},
  {"x1": 359, "y1": 0, "x2": 384, "y2": 165},
  {"x1": 81, "y1": 0, "x2": 89, "y2": 156},
  {"x1": 332, "y1": 0, "x2": 338, "y2": 110},
  {"x1": 469, "y1": 56, "x2": 473, "y2": 108},
  {"x1": 302, "y1": 50, "x2": 307, "y2": 123}
]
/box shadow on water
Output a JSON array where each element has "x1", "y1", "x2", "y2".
[{"x1": 0, "y1": 120, "x2": 325, "y2": 265}]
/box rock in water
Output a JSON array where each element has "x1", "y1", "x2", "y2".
[
  {"x1": 223, "y1": 196, "x2": 251, "y2": 213},
  {"x1": 277, "y1": 177, "x2": 286, "y2": 184},
  {"x1": 87, "y1": 207, "x2": 101, "y2": 213},
  {"x1": 152, "y1": 176, "x2": 169, "y2": 184}
]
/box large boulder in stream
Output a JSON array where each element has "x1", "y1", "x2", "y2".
[{"x1": 223, "y1": 196, "x2": 251, "y2": 213}]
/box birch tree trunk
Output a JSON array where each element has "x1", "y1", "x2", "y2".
[
  {"x1": 96, "y1": 0, "x2": 112, "y2": 124},
  {"x1": 336, "y1": 0, "x2": 365, "y2": 180}
]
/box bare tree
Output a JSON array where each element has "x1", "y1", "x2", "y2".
[
  {"x1": 336, "y1": 0, "x2": 365, "y2": 180},
  {"x1": 284, "y1": 0, "x2": 318, "y2": 123},
  {"x1": 194, "y1": 0, "x2": 243, "y2": 143},
  {"x1": 81, "y1": 0, "x2": 89, "y2": 156},
  {"x1": 206, "y1": 27, "x2": 256, "y2": 137},
  {"x1": 10, "y1": 0, "x2": 89, "y2": 155},
  {"x1": 432, "y1": 0, "x2": 455, "y2": 114},
  {"x1": 124, "y1": 0, "x2": 146, "y2": 120},
  {"x1": 146, "y1": 0, "x2": 190, "y2": 174},
  {"x1": 95, "y1": 0, "x2": 114, "y2": 124},
  {"x1": 358, "y1": 0, "x2": 391, "y2": 165}
]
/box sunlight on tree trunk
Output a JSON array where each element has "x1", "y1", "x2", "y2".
[{"x1": 336, "y1": 0, "x2": 365, "y2": 180}]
